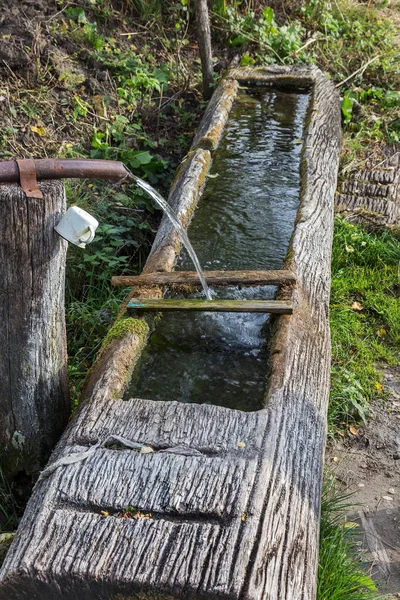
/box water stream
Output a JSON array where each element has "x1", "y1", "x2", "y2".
[
  {"x1": 132, "y1": 175, "x2": 212, "y2": 300},
  {"x1": 125, "y1": 87, "x2": 310, "y2": 411}
]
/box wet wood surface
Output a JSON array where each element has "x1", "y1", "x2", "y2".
[
  {"x1": 112, "y1": 268, "x2": 296, "y2": 287},
  {"x1": 127, "y1": 298, "x2": 293, "y2": 313},
  {"x1": 0, "y1": 67, "x2": 341, "y2": 600}
]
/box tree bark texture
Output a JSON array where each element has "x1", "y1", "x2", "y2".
[
  {"x1": 335, "y1": 143, "x2": 400, "y2": 228},
  {"x1": 0, "y1": 67, "x2": 341, "y2": 600},
  {"x1": 0, "y1": 181, "x2": 69, "y2": 484},
  {"x1": 195, "y1": 0, "x2": 214, "y2": 100}
]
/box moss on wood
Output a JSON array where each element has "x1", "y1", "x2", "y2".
[{"x1": 100, "y1": 318, "x2": 149, "y2": 355}]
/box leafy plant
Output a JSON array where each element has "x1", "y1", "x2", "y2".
[
  {"x1": 214, "y1": 5, "x2": 304, "y2": 63},
  {"x1": 65, "y1": 7, "x2": 105, "y2": 50}
]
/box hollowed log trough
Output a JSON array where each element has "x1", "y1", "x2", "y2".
[{"x1": 0, "y1": 66, "x2": 341, "y2": 600}]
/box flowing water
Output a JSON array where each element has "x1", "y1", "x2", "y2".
[
  {"x1": 125, "y1": 87, "x2": 310, "y2": 411},
  {"x1": 132, "y1": 176, "x2": 212, "y2": 300}
]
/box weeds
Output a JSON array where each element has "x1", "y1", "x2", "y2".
[
  {"x1": 328, "y1": 218, "x2": 400, "y2": 437},
  {"x1": 63, "y1": 176, "x2": 160, "y2": 403},
  {"x1": 0, "y1": 470, "x2": 18, "y2": 532},
  {"x1": 317, "y1": 477, "x2": 379, "y2": 600}
]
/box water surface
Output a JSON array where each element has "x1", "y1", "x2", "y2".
[{"x1": 125, "y1": 88, "x2": 309, "y2": 410}]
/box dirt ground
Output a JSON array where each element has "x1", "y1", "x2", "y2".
[{"x1": 327, "y1": 366, "x2": 400, "y2": 596}]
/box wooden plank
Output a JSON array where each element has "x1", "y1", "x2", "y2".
[
  {"x1": 127, "y1": 298, "x2": 293, "y2": 313},
  {"x1": 112, "y1": 269, "x2": 296, "y2": 287},
  {"x1": 0, "y1": 68, "x2": 341, "y2": 600}
]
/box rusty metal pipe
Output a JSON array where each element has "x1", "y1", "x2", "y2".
[{"x1": 0, "y1": 159, "x2": 131, "y2": 183}]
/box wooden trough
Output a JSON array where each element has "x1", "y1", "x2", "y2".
[{"x1": 0, "y1": 66, "x2": 341, "y2": 600}]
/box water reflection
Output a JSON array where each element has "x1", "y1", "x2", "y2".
[{"x1": 125, "y1": 88, "x2": 309, "y2": 410}]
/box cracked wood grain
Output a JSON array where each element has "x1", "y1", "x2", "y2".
[
  {"x1": 0, "y1": 181, "x2": 69, "y2": 483},
  {"x1": 0, "y1": 67, "x2": 341, "y2": 600}
]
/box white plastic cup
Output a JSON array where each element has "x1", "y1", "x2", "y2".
[{"x1": 54, "y1": 206, "x2": 99, "y2": 248}]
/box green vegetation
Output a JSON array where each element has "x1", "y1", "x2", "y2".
[
  {"x1": 0, "y1": 0, "x2": 399, "y2": 595},
  {"x1": 328, "y1": 219, "x2": 400, "y2": 437},
  {"x1": 212, "y1": 0, "x2": 400, "y2": 165},
  {"x1": 99, "y1": 317, "x2": 149, "y2": 353},
  {"x1": 317, "y1": 478, "x2": 379, "y2": 600}
]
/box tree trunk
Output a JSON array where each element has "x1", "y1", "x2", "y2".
[
  {"x1": 195, "y1": 0, "x2": 214, "y2": 100},
  {"x1": 0, "y1": 180, "x2": 70, "y2": 487}
]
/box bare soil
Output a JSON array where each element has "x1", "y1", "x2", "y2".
[{"x1": 327, "y1": 366, "x2": 400, "y2": 596}]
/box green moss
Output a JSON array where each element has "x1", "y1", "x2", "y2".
[{"x1": 100, "y1": 318, "x2": 149, "y2": 353}]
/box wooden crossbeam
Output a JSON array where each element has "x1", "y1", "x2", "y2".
[
  {"x1": 127, "y1": 298, "x2": 293, "y2": 314},
  {"x1": 112, "y1": 269, "x2": 296, "y2": 288}
]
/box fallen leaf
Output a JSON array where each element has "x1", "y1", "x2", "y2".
[
  {"x1": 349, "y1": 425, "x2": 358, "y2": 436},
  {"x1": 237, "y1": 441, "x2": 246, "y2": 448},
  {"x1": 343, "y1": 521, "x2": 359, "y2": 529},
  {"x1": 140, "y1": 445, "x2": 155, "y2": 454},
  {"x1": 241, "y1": 513, "x2": 247, "y2": 522},
  {"x1": 345, "y1": 244, "x2": 355, "y2": 253},
  {"x1": 333, "y1": 456, "x2": 339, "y2": 463},
  {"x1": 100, "y1": 510, "x2": 109, "y2": 517},
  {"x1": 351, "y1": 301, "x2": 363, "y2": 311},
  {"x1": 0, "y1": 533, "x2": 15, "y2": 544},
  {"x1": 30, "y1": 125, "x2": 46, "y2": 136},
  {"x1": 375, "y1": 382, "x2": 384, "y2": 393},
  {"x1": 377, "y1": 328, "x2": 387, "y2": 338}
]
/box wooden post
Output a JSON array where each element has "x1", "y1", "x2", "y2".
[
  {"x1": 195, "y1": 0, "x2": 214, "y2": 100},
  {"x1": 0, "y1": 181, "x2": 70, "y2": 486}
]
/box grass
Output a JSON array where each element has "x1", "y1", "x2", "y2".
[
  {"x1": 317, "y1": 477, "x2": 380, "y2": 600},
  {"x1": 328, "y1": 218, "x2": 400, "y2": 437},
  {"x1": 0, "y1": 470, "x2": 18, "y2": 532}
]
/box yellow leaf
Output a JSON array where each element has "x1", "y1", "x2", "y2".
[
  {"x1": 351, "y1": 301, "x2": 363, "y2": 311},
  {"x1": 377, "y1": 328, "x2": 386, "y2": 338},
  {"x1": 349, "y1": 425, "x2": 358, "y2": 436},
  {"x1": 375, "y1": 382, "x2": 384, "y2": 393},
  {"x1": 237, "y1": 441, "x2": 246, "y2": 448},
  {"x1": 30, "y1": 125, "x2": 46, "y2": 136},
  {"x1": 241, "y1": 513, "x2": 247, "y2": 522},
  {"x1": 343, "y1": 521, "x2": 359, "y2": 529}
]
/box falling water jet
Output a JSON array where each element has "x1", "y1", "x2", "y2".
[{"x1": 130, "y1": 174, "x2": 212, "y2": 300}]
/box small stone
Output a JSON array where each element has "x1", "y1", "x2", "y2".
[
  {"x1": 382, "y1": 496, "x2": 393, "y2": 501},
  {"x1": 388, "y1": 488, "x2": 396, "y2": 495},
  {"x1": 333, "y1": 456, "x2": 339, "y2": 463},
  {"x1": 393, "y1": 453, "x2": 400, "y2": 460},
  {"x1": 358, "y1": 483, "x2": 365, "y2": 488}
]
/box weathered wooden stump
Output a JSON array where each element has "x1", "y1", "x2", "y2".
[
  {"x1": 336, "y1": 143, "x2": 400, "y2": 228},
  {"x1": 0, "y1": 180, "x2": 69, "y2": 485},
  {"x1": 0, "y1": 67, "x2": 341, "y2": 600}
]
